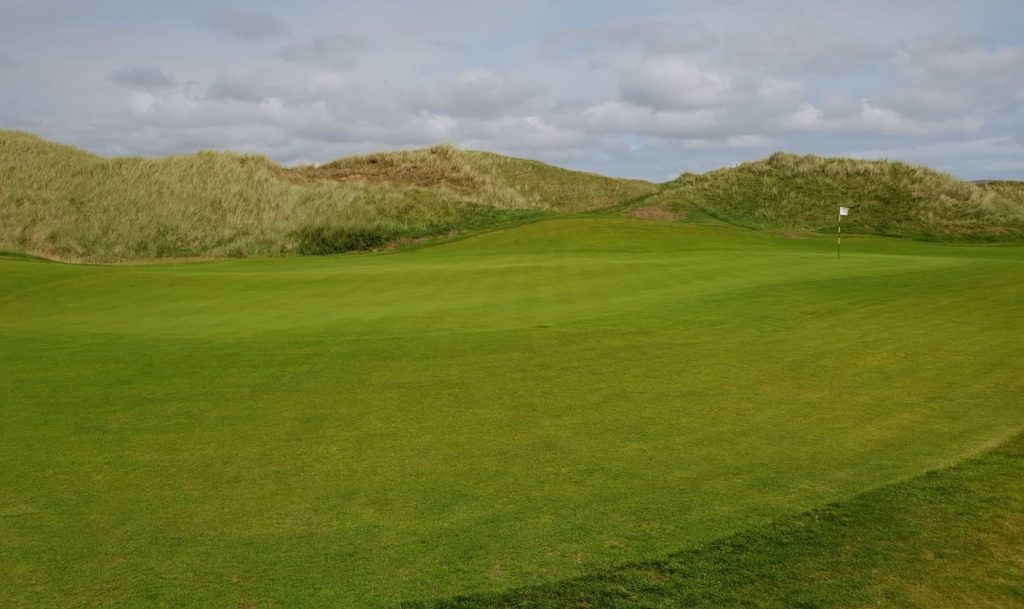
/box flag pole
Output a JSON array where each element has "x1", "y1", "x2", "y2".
[{"x1": 837, "y1": 206, "x2": 848, "y2": 259}]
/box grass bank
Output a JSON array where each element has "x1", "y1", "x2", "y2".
[
  {"x1": 0, "y1": 131, "x2": 653, "y2": 261},
  {"x1": 648, "y1": 152, "x2": 1024, "y2": 240}
]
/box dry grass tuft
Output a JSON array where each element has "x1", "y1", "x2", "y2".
[
  {"x1": 652, "y1": 152, "x2": 1024, "y2": 240},
  {"x1": 0, "y1": 131, "x2": 653, "y2": 261}
]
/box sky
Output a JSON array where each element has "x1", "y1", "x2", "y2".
[{"x1": 1, "y1": 0, "x2": 1022, "y2": 181}]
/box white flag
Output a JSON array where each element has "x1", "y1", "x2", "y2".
[{"x1": 839, "y1": 206, "x2": 849, "y2": 216}]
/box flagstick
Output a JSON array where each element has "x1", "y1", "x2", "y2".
[{"x1": 837, "y1": 213, "x2": 842, "y2": 260}]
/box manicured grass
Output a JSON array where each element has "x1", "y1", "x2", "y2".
[
  {"x1": 411, "y1": 432, "x2": 1024, "y2": 608},
  {"x1": 1, "y1": 218, "x2": 1022, "y2": 608}
]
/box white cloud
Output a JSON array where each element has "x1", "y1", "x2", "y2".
[
  {"x1": 583, "y1": 101, "x2": 728, "y2": 138},
  {"x1": 460, "y1": 115, "x2": 583, "y2": 150},
  {"x1": 422, "y1": 69, "x2": 544, "y2": 119},
  {"x1": 901, "y1": 36, "x2": 1024, "y2": 84},
  {"x1": 785, "y1": 100, "x2": 984, "y2": 136},
  {"x1": 1, "y1": 0, "x2": 1022, "y2": 180},
  {"x1": 621, "y1": 56, "x2": 739, "y2": 110}
]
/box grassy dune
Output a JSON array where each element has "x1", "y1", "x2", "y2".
[
  {"x1": 0, "y1": 131, "x2": 654, "y2": 261},
  {"x1": 650, "y1": 152, "x2": 1024, "y2": 239},
  {"x1": 4, "y1": 132, "x2": 1023, "y2": 261},
  {"x1": 302, "y1": 145, "x2": 654, "y2": 212},
  {"x1": 2, "y1": 218, "x2": 1021, "y2": 607}
]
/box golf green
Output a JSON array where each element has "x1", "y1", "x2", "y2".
[{"x1": 2, "y1": 218, "x2": 1022, "y2": 608}]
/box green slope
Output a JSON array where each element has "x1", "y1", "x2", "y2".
[
  {"x1": 648, "y1": 152, "x2": 1024, "y2": 240},
  {"x1": 2, "y1": 219, "x2": 1022, "y2": 608}
]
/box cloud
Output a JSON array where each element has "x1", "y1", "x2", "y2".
[
  {"x1": 901, "y1": 36, "x2": 1024, "y2": 83},
  {"x1": 582, "y1": 101, "x2": 728, "y2": 138},
  {"x1": 109, "y1": 66, "x2": 175, "y2": 89},
  {"x1": 730, "y1": 27, "x2": 882, "y2": 75},
  {"x1": 0, "y1": 54, "x2": 17, "y2": 69},
  {"x1": 278, "y1": 33, "x2": 366, "y2": 68},
  {"x1": 422, "y1": 69, "x2": 544, "y2": 119},
  {"x1": 572, "y1": 20, "x2": 717, "y2": 55},
  {"x1": 3, "y1": 1, "x2": 1023, "y2": 180},
  {"x1": 620, "y1": 56, "x2": 741, "y2": 111},
  {"x1": 206, "y1": 71, "x2": 276, "y2": 102},
  {"x1": 199, "y1": 8, "x2": 287, "y2": 42},
  {"x1": 457, "y1": 115, "x2": 583, "y2": 150},
  {"x1": 785, "y1": 100, "x2": 984, "y2": 136}
]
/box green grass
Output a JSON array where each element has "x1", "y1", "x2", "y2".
[
  {"x1": 412, "y1": 432, "x2": 1024, "y2": 608},
  {"x1": 0, "y1": 132, "x2": 654, "y2": 262},
  {"x1": 2, "y1": 218, "x2": 1022, "y2": 608},
  {"x1": 649, "y1": 152, "x2": 1024, "y2": 240}
]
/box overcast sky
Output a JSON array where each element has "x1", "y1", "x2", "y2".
[{"x1": 1, "y1": 0, "x2": 1022, "y2": 180}]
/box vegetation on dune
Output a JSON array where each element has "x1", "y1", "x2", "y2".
[
  {"x1": 0, "y1": 131, "x2": 653, "y2": 261},
  {"x1": 649, "y1": 152, "x2": 1024, "y2": 240},
  {"x1": 300, "y1": 144, "x2": 655, "y2": 212},
  {"x1": 3, "y1": 131, "x2": 1023, "y2": 261}
]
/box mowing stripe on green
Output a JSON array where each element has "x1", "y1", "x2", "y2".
[{"x1": 2, "y1": 219, "x2": 1022, "y2": 607}]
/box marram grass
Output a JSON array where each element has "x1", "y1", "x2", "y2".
[
  {"x1": 5, "y1": 132, "x2": 1024, "y2": 263},
  {"x1": 0, "y1": 131, "x2": 654, "y2": 261},
  {"x1": 651, "y1": 152, "x2": 1024, "y2": 239}
]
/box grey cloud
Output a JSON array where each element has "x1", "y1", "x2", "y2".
[
  {"x1": 278, "y1": 34, "x2": 366, "y2": 67},
  {"x1": 421, "y1": 69, "x2": 544, "y2": 119},
  {"x1": 109, "y1": 66, "x2": 175, "y2": 89},
  {"x1": 199, "y1": 9, "x2": 287, "y2": 42},
  {"x1": 207, "y1": 72, "x2": 275, "y2": 102},
  {"x1": 0, "y1": 54, "x2": 17, "y2": 69},
  {"x1": 584, "y1": 21, "x2": 717, "y2": 55},
  {"x1": 729, "y1": 28, "x2": 883, "y2": 75}
]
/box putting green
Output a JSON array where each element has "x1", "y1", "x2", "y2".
[{"x1": 2, "y1": 218, "x2": 1022, "y2": 608}]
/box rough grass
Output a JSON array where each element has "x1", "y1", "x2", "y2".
[
  {"x1": 648, "y1": 152, "x2": 1024, "y2": 240},
  {"x1": 0, "y1": 132, "x2": 654, "y2": 261},
  {"x1": 299, "y1": 145, "x2": 655, "y2": 212},
  {"x1": 2, "y1": 218, "x2": 1022, "y2": 608}
]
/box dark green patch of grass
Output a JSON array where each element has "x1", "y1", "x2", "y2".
[{"x1": 409, "y1": 432, "x2": 1024, "y2": 608}]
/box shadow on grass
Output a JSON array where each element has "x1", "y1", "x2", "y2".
[{"x1": 405, "y1": 432, "x2": 1024, "y2": 608}]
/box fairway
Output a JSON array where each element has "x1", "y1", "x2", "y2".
[{"x1": 2, "y1": 218, "x2": 1022, "y2": 607}]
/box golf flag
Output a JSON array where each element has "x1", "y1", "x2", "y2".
[{"x1": 837, "y1": 207, "x2": 847, "y2": 259}]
